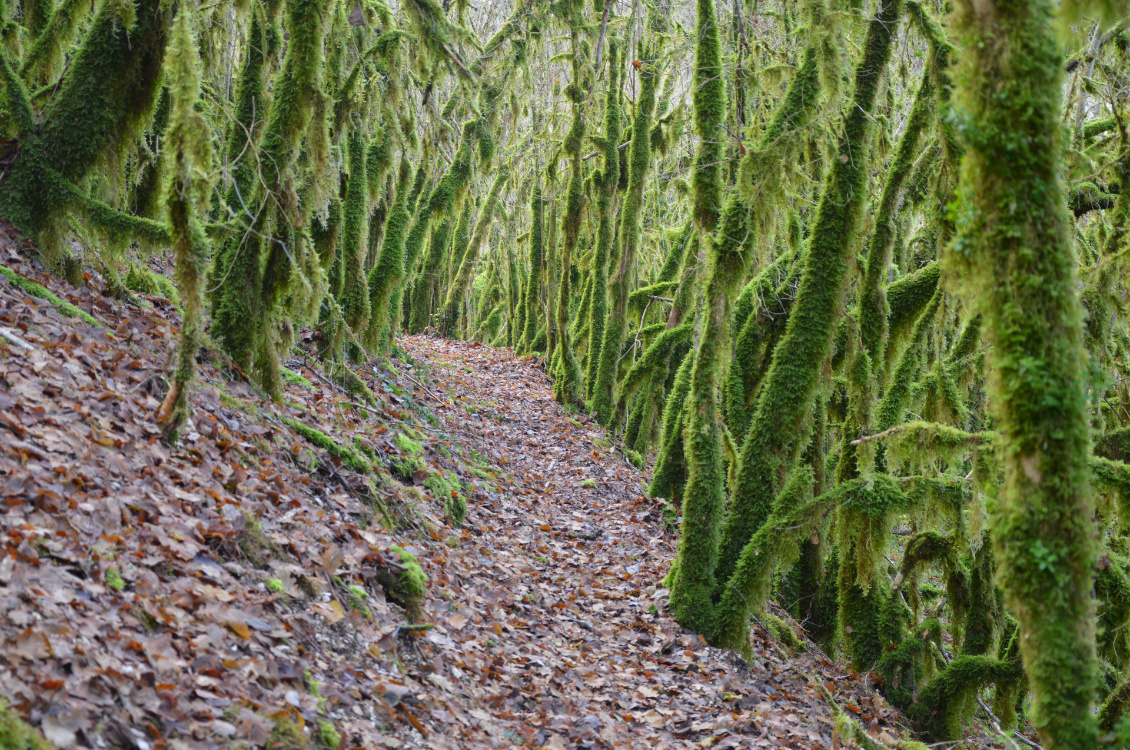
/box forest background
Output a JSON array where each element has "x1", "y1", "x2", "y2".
[{"x1": 2, "y1": 0, "x2": 1130, "y2": 746}]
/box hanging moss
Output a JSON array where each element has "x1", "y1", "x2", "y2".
[
  {"x1": 212, "y1": 0, "x2": 328, "y2": 393},
  {"x1": 717, "y1": 1, "x2": 903, "y2": 615},
  {"x1": 367, "y1": 159, "x2": 413, "y2": 352},
  {"x1": 0, "y1": 0, "x2": 172, "y2": 277},
  {"x1": 951, "y1": 0, "x2": 1100, "y2": 746},
  {"x1": 552, "y1": 33, "x2": 588, "y2": 404},
  {"x1": 590, "y1": 47, "x2": 658, "y2": 423},
  {"x1": 670, "y1": 26, "x2": 835, "y2": 637},
  {"x1": 520, "y1": 184, "x2": 545, "y2": 352},
  {"x1": 340, "y1": 126, "x2": 371, "y2": 333},
  {"x1": 859, "y1": 69, "x2": 933, "y2": 381},
  {"x1": 155, "y1": 5, "x2": 214, "y2": 445},
  {"x1": 441, "y1": 170, "x2": 507, "y2": 337},
  {"x1": 19, "y1": 0, "x2": 91, "y2": 84},
  {"x1": 207, "y1": 0, "x2": 279, "y2": 356}
]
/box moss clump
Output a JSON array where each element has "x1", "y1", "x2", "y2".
[
  {"x1": 125, "y1": 264, "x2": 180, "y2": 303},
  {"x1": 765, "y1": 613, "x2": 806, "y2": 653},
  {"x1": 267, "y1": 718, "x2": 308, "y2": 750},
  {"x1": 0, "y1": 701, "x2": 55, "y2": 750},
  {"x1": 423, "y1": 472, "x2": 466, "y2": 527},
  {"x1": 394, "y1": 432, "x2": 423, "y2": 456},
  {"x1": 343, "y1": 583, "x2": 372, "y2": 619},
  {"x1": 105, "y1": 567, "x2": 125, "y2": 592},
  {"x1": 0, "y1": 264, "x2": 101, "y2": 327},
  {"x1": 281, "y1": 367, "x2": 313, "y2": 388},
  {"x1": 377, "y1": 546, "x2": 427, "y2": 622},
  {"x1": 315, "y1": 720, "x2": 340, "y2": 750},
  {"x1": 282, "y1": 416, "x2": 373, "y2": 474}
]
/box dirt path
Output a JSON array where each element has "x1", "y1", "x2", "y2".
[{"x1": 395, "y1": 336, "x2": 909, "y2": 749}]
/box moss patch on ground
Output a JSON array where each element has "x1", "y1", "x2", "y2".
[
  {"x1": 377, "y1": 545, "x2": 428, "y2": 622},
  {"x1": 0, "y1": 264, "x2": 101, "y2": 327},
  {"x1": 282, "y1": 416, "x2": 373, "y2": 474},
  {"x1": 124, "y1": 264, "x2": 179, "y2": 303},
  {"x1": 0, "y1": 701, "x2": 55, "y2": 750}
]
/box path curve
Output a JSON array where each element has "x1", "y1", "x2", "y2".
[{"x1": 398, "y1": 336, "x2": 907, "y2": 749}]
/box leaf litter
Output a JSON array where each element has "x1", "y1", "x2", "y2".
[{"x1": 0, "y1": 221, "x2": 920, "y2": 748}]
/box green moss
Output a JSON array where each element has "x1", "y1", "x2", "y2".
[
  {"x1": 649, "y1": 354, "x2": 692, "y2": 502},
  {"x1": 325, "y1": 361, "x2": 377, "y2": 406},
  {"x1": 281, "y1": 367, "x2": 312, "y2": 388},
  {"x1": 0, "y1": 0, "x2": 170, "y2": 274},
  {"x1": 583, "y1": 42, "x2": 621, "y2": 399},
  {"x1": 315, "y1": 720, "x2": 340, "y2": 750},
  {"x1": 0, "y1": 701, "x2": 55, "y2": 750},
  {"x1": 340, "y1": 127, "x2": 371, "y2": 333},
  {"x1": 442, "y1": 170, "x2": 507, "y2": 337},
  {"x1": 765, "y1": 613, "x2": 805, "y2": 653},
  {"x1": 367, "y1": 159, "x2": 414, "y2": 351},
  {"x1": 376, "y1": 546, "x2": 427, "y2": 622},
  {"x1": 267, "y1": 578, "x2": 285, "y2": 593},
  {"x1": 690, "y1": 0, "x2": 724, "y2": 232},
  {"x1": 884, "y1": 262, "x2": 940, "y2": 346},
  {"x1": 394, "y1": 432, "x2": 423, "y2": 456},
  {"x1": 105, "y1": 567, "x2": 125, "y2": 592},
  {"x1": 125, "y1": 264, "x2": 179, "y2": 303},
  {"x1": 0, "y1": 264, "x2": 101, "y2": 327},
  {"x1": 590, "y1": 47, "x2": 658, "y2": 424},
  {"x1": 909, "y1": 655, "x2": 1023, "y2": 741},
  {"x1": 282, "y1": 416, "x2": 372, "y2": 474},
  {"x1": 859, "y1": 68, "x2": 933, "y2": 381},
  {"x1": 424, "y1": 472, "x2": 466, "y2": 527},
  {"x1": 267, "y1": 718, "x2": 308, "y2": 750},
  {"x1": 951, "y1": 0, "x2": 1100, "y2": 745},
  {"x1": 519, "y1": 185, "x2": 545, "y2": 352},
  {"x1": 719, "y1": 2, "x2": 903, "y2": 609}
]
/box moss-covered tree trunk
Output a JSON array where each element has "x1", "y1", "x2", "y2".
[
  {"x1": 155, "y1": 5, "x2": 214, "y2": 445},
  {"x1": 951, "y1": 0, "x2": 1099, "y2": 746},
  {"x1": 552, "y1": 27, "x2": 587, "y2": 405},
  {"x1": 590, "y1": 45, "x2": 658, "y2": 424},
  {"x1": 440, "y1": 170, "x2": 507, "y2": 337},
  {"x1": 520, "y1": 184, "x2": 545, "y2": 352},
  {"x1": 584, "y1": 41, "x2": 621, "y2": 398},
  {"x1": 713, "y1": 0, "x2": 902, "y2": 648},
  {"x1": 341, "y1": 125, "x2": 371, "y2": 334}
]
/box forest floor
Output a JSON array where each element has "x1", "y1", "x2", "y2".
[{"x1": 0, "y1": 223, "x2": 950, "y2": 749}]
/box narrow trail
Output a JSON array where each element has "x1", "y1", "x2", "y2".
[{"x1": 397, "y1": 336, "x2": 908, "y2": 749}]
